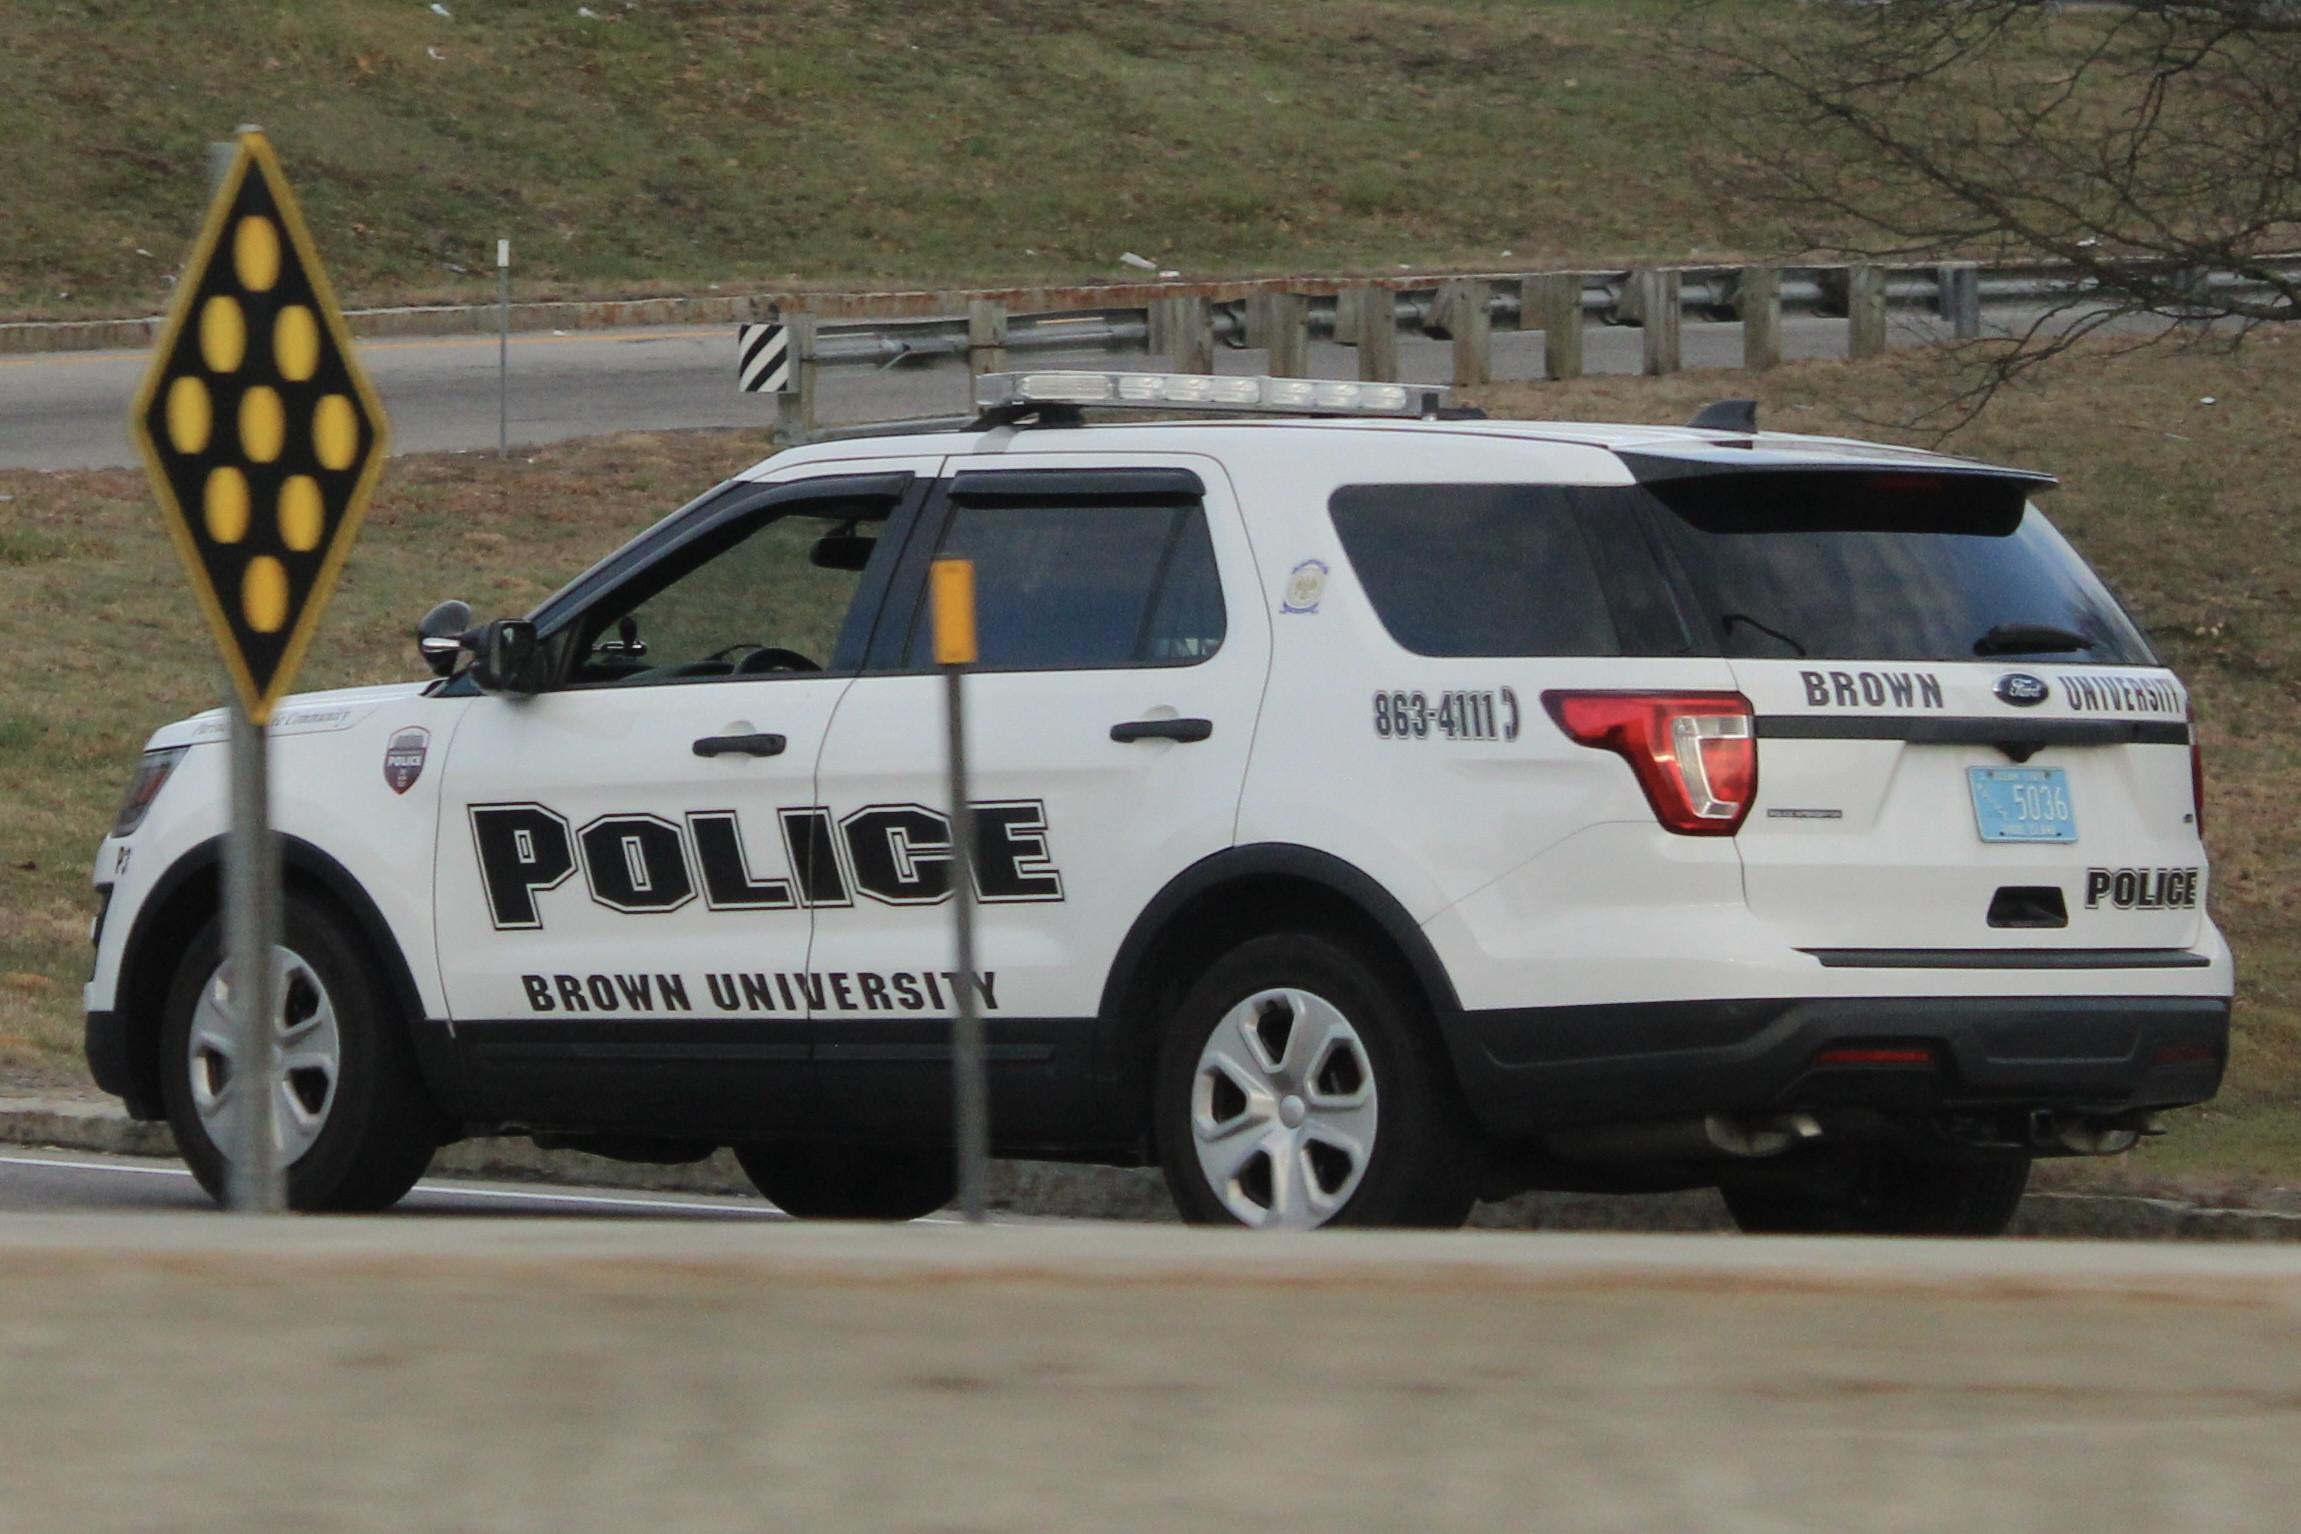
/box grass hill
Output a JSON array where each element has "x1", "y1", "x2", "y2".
[{"x1": 0, "y1": 0, "x2": 1740, "y2": 321}]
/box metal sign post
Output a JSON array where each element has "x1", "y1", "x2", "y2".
[
  {"x1": 129, "y1": 128, "x2": 392, "y2": 1213},
  {"x1": 933, "y1": 558, "x2": 989, "y2": 1223},
  {"x1": 497, "y1": 238, "x2": 511, "y2": 459}
]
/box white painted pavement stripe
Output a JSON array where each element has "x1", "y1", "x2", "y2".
[{"x1": 0, "y1": 1152, "x2": 782, "y2": 1215}]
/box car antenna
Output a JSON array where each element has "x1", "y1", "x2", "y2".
[{"x1": 1687, "y1": 399, "x2": 1758, "y2": 434}]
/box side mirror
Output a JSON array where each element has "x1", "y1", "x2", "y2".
[
  {"x1": 809, "y1": 532, "x2": 877, "y2": 572},
  {"x1": 467, "y1": 619, "x2": 543, "y2": 696},
  {"x1": 416, "y1": 599, "x2": 473, "y2": 678}
]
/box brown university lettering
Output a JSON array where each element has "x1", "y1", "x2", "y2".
[
  {"x1": 1799, "y1": 669, "x2": 1945, "y2": 709},
  {"x1": 518, "y1": 969, "x2": 1001, "y2": 1015}
]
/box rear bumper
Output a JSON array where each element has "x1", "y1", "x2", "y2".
[{"x1": 1440, "y1": 993, "x2": 2230, "y2": 1138}]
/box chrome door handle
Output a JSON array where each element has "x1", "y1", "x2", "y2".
[
  {"x1": 692, "y1": 732, "x2": 787, "y2": 757},
  {"x1": 1110, "y1": 718, "x2": 1213, "y2": 744}
]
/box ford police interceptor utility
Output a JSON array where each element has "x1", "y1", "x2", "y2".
[{"x1": 84, "y1": 373, "x2": 2231, "y2": 1232}]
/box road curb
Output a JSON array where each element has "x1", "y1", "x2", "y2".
[{"x1": 3, "y1": 1098, "x2": 2294, "y2": 1237}]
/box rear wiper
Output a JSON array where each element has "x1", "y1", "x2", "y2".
[
  {"x1": 1722, "y1": 612, "x2": 1808, "y2": 657},
  {"x1": 1973, "y1": 623, "x2": 2096, "y2": 656}
]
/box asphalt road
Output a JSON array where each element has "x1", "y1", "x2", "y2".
[
  {"x1": 0, "y1": 310, "x2": 1931, "y2": 472},
  {"x1": 0, "y1": 1143, "x2": 784, "y2": 1218}
]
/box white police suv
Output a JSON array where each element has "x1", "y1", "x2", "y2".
[{"x1": 85, "y1": 374, "x2": 2231, "y2": 1231}]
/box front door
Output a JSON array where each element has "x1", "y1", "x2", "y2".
[
  {"x1": 809, "y1": 456, "x2": 1270, "y2": 1144},
  {"x1": 431, "y1": 466, "x2": 938, "y2": 1139}
]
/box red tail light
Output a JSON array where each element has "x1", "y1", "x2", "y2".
[{"x1": 1543, "y1": 691, "x2": 1757, "y2": 835}]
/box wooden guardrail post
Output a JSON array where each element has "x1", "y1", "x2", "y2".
[
  {"x1": 1739, "y1": 265, "x2": 1781, "y2": 372},
  {"x1": 1356, "y1": 287, "x2": 1399, "y2": 382},
  {"x1": 1938, "y1": 262, "x2": 1981, "y2": 340},
  {"x1": 1332, "y1": 288, "x2": 1362, "y2": 347},
  {"x1": 1166, "y1": 296, "x2": 1214, "y2": 374},
  {"x1": 1847, "y1": 265, "x2": 1888, "y2": 359},
  {"x1": 1530, "y1": 273, "x2": 1583, "y2": 380},
  {"x1": 967, "y1": 299, "x2": 1009, "y2": 380},
  {"x1": 1145, "y1": 296, "x2": 1169, "y2": 360},
  {"x1": 1637, "y1": 268, "x2": 1682, "y2": 376},
  {"x1": 776, "y1": 311, "x2": 817, "y2": 442},
  {"x1": 1254, "y1": 292, "x2": 1306, "y2": 377},
  {"x1": 1440, "y1": 279, "x2": 1492, "y2": 387}
]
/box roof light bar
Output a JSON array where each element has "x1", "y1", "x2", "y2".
[{"x1": 974, "y1": 371, "x2": 1446, "y2": 419}]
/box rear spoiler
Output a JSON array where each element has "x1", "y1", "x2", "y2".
[
  {"x1": 1618, "y1": 443, "x2": 2058, "y2": 494},
  {"x1": 1616, "y1": 446, "x2": 2059, "y2": 537}
]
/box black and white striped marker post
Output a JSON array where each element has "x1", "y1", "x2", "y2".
[{"x1": 736, "y1": 322, "x2": 794, "y2": 394}]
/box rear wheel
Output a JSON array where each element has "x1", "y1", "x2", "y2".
[
  {"x1": 160, "y1": 899, "x2": 445, "y2": 1212},
  {"x1": 1155, "y1": 932, "x2": 1482, "y2": 1229},
  {"x1": 1722, "y1": 1151, "x2": 2032, "y2": 1236},
  {"x1": 733, "y1": 1141, "x2": 955, "y2": 1220}
]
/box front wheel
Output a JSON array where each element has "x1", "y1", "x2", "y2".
[
  {"x1": 160, "y1": 899, "x2": 446, "y2": 1211},
  {"x1": 1155, "y1": 932, "x2": 1482, "y2": 1229},
  {"x1": 1722, "y1": 1151, "x2": 2032, "y2": 1236}
]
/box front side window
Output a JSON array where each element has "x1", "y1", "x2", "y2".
[
  {"x1": 567, "y1": 501, "x2": 893, "y2": 686},
  {"x1": 905, "y1": 495, "x2": 1226, "y2": 671}
]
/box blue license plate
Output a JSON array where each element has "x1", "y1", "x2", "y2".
[{"x1": 1968, "y1": 766, "x2": 2078, "y2": 843}]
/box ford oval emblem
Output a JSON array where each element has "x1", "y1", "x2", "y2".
[{"x1": 1995, "y1": 673, "x2": 2050, "y2": 708}]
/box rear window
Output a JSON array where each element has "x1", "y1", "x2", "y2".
[
  {"x1": 1634, "y1": 469, "x2": 2155, "y2": 665},
  {"x1": 1329, "y1": 484, "x2": 1625, "y2": 657}
]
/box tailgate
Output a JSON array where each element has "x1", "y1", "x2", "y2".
[{"x1": 1735, "y1": 659, "x2": 2203, "y2": 952}]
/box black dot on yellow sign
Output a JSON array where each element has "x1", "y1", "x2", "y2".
[{"x1": 128, "y1": 130, "x2": 390, "y2": 724}]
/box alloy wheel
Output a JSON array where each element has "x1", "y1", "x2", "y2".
[{"x1": 1190, "y1": 987, "x2": 1378, "y2": 1227}]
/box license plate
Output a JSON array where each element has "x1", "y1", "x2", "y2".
[{"x1": 1968, "y1": 766, "x2": 2078, "y2": 843}]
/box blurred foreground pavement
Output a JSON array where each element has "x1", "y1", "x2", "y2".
[{"x1": 2, "y1": 1217, "x2": 2296, "y2": 1532}]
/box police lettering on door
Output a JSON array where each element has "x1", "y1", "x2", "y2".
[{"x1": 468, "y1": 799, "x2": 1063, "y2": 929}]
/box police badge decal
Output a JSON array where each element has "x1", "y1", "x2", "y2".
[{"x1": 384, "y1": 727, "x2": 431, "y2": 795}]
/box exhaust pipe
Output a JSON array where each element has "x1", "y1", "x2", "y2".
[{"x1": 1548, "y1": 1113, "x2": 1823, "y2": 1165}]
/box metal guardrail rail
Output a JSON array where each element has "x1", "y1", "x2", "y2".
[{"x1": 747, "y1": 257, "x2": 2301, "y2": 440}]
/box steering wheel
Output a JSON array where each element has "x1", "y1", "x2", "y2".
[{"x1": 732, "y1": 645, "x2": 821, "y2": 674}]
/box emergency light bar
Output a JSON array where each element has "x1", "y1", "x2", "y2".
[{"x1": 973, "y1": 371, "x2": 1448, "y2": 419}]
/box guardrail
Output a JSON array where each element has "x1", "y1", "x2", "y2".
[{"x1": 746, "y1": 258, "x2": 2301, "y2": 440}]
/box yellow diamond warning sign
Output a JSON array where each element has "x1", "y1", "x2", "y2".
[{"x1": 129, "y1": 130, "x2": 390, "y2": 725}]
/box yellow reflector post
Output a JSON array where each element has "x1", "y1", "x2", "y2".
[{"x1": 931, "y1": 558, "x2": 978, "y2": 666}]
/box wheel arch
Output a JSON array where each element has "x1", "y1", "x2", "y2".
[
  {"x1": 105, "y1": 835, "x2": 429, "y2": 1120},
  {"x1": 1093, "y1": 844, "x2": 1462, "y2": 1146}
]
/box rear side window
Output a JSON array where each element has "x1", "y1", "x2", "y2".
[
  {"x1": 1329, "y1": 484, "x2": 1626, "y2": 657},
  {"x1": 908, "y1": 495, "x2": 1226, "y2": 671},
  {"x1": 1630, "y1": 468, "x2": 2155, "y2": 665}
]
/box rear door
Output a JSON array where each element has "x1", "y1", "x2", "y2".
[
  {"x1": 807, "y1": 457, "x2": 1266, "y2": 1141},
  {"x1": 1622, "y1": 455, "x2": 2204, "y2": 957}
]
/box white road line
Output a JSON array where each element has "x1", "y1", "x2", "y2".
[
  {"x1": 0, "y1": 1152, "x2": 781, "y2": 1215},
  {"x1": 0, "y1": 1153, "x2": 191, "y2": 1177}
]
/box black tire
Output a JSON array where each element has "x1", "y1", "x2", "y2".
[
  {"x1": 1721, "y1": 1151, "x2": 2033, "y2": 1236},
  {"x1": 159, "y1": 898, "x2": 446, "y2": 1212},
  {"x1": 1154, "y1": 932, "x2": 1482, "y2": 1229},
  {"x1": 733, "y1": 1141, "x2": 955, "y2": 1220}
]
